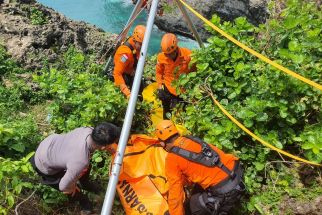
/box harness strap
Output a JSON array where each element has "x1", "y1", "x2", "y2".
[
  {"x1": 170, "y1": 136, "x2": 236, "y2": 179},
  {"x1": 124, "y1": 41, "x2": 135, "y2": 53},
  {"x1": 207, "y1": 161, "x2": 243, "y2": 195},
  {"x1": 198, "y1": 194, "x2": 213, "y2": 214},
  {"x1": 124, "y1": 41, "x2": 138, "y2": 67},
  {"x1": 217, "y1": 161, "x2": 236, "y2": 179}
]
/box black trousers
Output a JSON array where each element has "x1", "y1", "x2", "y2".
[
  {"x1": 157, "y1": 86, "x2": 183, "y2": 119},
  {"x1": 123, "y1": 74, "x2": 145, "y2": 100},
  {"x1": 189, "y1": 164, "x2": 245, "y2": 215},
  {"x1": 108, "y1": 72, "x2": 145, "y2": 100},
  {"x1": 29, "y1": 155, "x2": 93, "y2": 211}
]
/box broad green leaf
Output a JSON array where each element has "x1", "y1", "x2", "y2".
[
  {"x1": 312, "y1": 147, "x2": 320, "y2": 154},
  {"x1": 277, "y1": 180, "x2": 289, "y2": 187},
  {"x1": 302, "y1": 143, "x2": 313, "y2": 150},
  {"x1": 244, "y1": 119, "x2": 254, "y2": 128},
  {"x1": 275, "y1": 141, "x2": 283, "y2": 149},
  {"x1": 279, "y1": 109, "x2": 288, "y2": 118},
  {"x1": 288, "y1": 41, "x2": 300, "y2": 51},
  {"x1": 279, "y1": 49, "x2": 291, "y2": 58},
  {"x1": 211, "y1": 15, "x2": 221, "y2": 25},
  {"x1": 235, "y1": 17, "x2": 247, "y2": 27},
  {"x1": 14, "y1": 184, "x2": 22, "y2": 194},
  {"x1": 235, "y1": 62, "x2": 245, "y2": 72},
  {"x1": 307, "y1": 29, "x2": 321, "y2": 38},
  {"x1": 197, "y1": 63, "x2": 209, "y2": 72},
  {"x1": 228, "y1": 92, "x2": 237, "y2": 99},
  {"x1": 94, "y1": 157, "x2": 103, "y2": 163},
  {"x1": 284, "y1": 16, "x2": 300, "y2": 29},
  {"x1": 254, "y1": 162, "x2": 265, "y2": 171},
  {"x1": 290, "y1": 54, "x2": 305, "y2": 64},
  {"x1": 220, "y1": 99, "x2": 228, "y2": 105},
  {"x1": 7, "y1": 195, "x2": 14, "y2": 208},
  {"x1": 10, "y1": 144, "x2": 25, "y2": 153},
  {"x1": 21, "y1": 165, "x2": 29, "y2": 173},
  {"x1": 293, "y1": 137, "x2": 302, "y2": 142},
  {"x1": 256, "y1": 113, "x2": 268, "y2": 122}
]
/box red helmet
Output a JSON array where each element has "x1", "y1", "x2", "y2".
[
  {"x1": 161, "y1": 33, "x2": 178, "y2": 54},
  {"x1": 156, "y1": 120, "x2": 179, "y2": 141},
  {"x1": 132, "y1": 25, "x2": 146, "y2": 43}
]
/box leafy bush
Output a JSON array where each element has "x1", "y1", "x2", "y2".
[
  {"x1": 143, "y1": 55, "x2": 157, "y2": 82},
  {"x1": 0, "y1": 46, "x2": 25, "y2": 76},
  {"x1": 0, "y1": 85, "x2": 25, "y2": 115},
  {"x1": 34, "y1": 47, "x2": 151, "y2": 132},
  {"x1": 0, "y1": 118, "x2": 41, "y2": 158},
  {"x1": 0, "y1": 47, "x2": 45, "y2": 159},
  {"x1": 0, "y1": 153, "x2": 35, "y2": 215},
  {"x1": 175, "y1": 0, "x2": 321, "y2": 195},
  {"x1": 29, "y1": 7, "x2": 48, "y2": 25},
  {"x1": 295, "y1": 124, "x2": 322, "y2": 163}
]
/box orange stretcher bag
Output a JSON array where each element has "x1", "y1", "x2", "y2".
[{"x1": 115, "y1": 135, "x2": 169, "y2": 215}]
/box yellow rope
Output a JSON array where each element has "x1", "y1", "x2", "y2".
[
  {"x1": 179, "y1": 0, "x2": 322, "y2": 91},
  {"x1": 202, "y1": 86, "x2": 321, "y2": 166}
]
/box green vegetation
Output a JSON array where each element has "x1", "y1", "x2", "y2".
[
  {"x1": 173, "y1": 0, "x2": 321, "y2": 212},
  {"x1": 29, "y1": 7, "x2": 48, "y2": 25},
  {"x1": 0, "y1": 153, "x2": 34, "y2": 214},
  {"x1": 0, "y1": 0, "x2": 321, "y2": 214},
  {"x1": 0, "y1": 45, "x2": 149, "y2": 214}
]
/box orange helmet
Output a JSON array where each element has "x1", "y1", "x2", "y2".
[
  {"x1": 132, "y1": 25, "x2": 146, "y2": 43},
  {"x1": 156, "y1": 120, "x2": 179, "y2": 141},
  {"x1": 161, "y1": 33, "x2": 178, "y2": 54}
]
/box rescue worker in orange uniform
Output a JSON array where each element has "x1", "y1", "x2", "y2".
[
  {"x1": 156, "y1": 120, "x2": 245, "y2": 215},
  {"x1": 156, "y1": 33, "x2": 194, "y2": 119},
  {"x1": 113, "y1": 25, "x2": 146, "y2": 99}
]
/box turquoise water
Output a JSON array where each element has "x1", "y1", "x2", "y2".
[{"x1": 37, "y1": 0, "x2": 198, "y2": 54}]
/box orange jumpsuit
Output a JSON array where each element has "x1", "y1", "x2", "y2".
[
  {"x1": 165, "y1": 136, "x2": 238, "y2": 215},
  {"x1": 113, "y1": 37, "x2": 139, "y2": 97},
  {"x1": 156, "y1": 47, "x2": 192, "y2": 96}
]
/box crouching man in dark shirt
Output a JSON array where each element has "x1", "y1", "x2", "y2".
[{"x1": 29, "y1": 122, "x2": 121, "y2": 214}]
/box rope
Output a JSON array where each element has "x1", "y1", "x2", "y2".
[
  {"x1": 200, "y1": 84, "x2": 321, "y2": 166},
  {"x1": 178, "y1": 0, "x2": 322, "y2": 91}
]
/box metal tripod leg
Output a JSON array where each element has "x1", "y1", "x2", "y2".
[
  {"x1": 103, "y1": 0, "x2": 145, "y2": 74},
  {"x1": 175, "y1": 0, "x2": 204, "y2": 48},
  {"x1": 119, "y1": 0, "x2": 145, "y2": 41}
]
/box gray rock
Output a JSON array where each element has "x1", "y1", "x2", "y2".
[
  {"x1": 0, "y1": 1, "x2": 116, "y2": 70},
  {"x1": 155, "y1": 0, "x2": 268, "y2": 40}
]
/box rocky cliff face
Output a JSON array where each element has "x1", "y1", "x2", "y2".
[
  {"x1": 155, "y1": 0, "x2": 268, "y2": 40},
  {"x1": 0, "y1": 0, "x2": 269, "y2": 70},
  {"x1": 0, "y1": 0, "x2": 116, "y2": 70}
]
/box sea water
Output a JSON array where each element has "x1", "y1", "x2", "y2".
[{"x1": 37, "y1": 0, "x2": 199, "y2": 55}]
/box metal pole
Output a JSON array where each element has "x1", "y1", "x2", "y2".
[
  {"x1": 100, "y1": 0, "x2": 159, "y2": 214},
  {"x1": 103, "y1": 0, "x2": 144, "y2": 73},
  {"x1": 175, "y1": 0, "x2": 204, "y2": 48},
  {"x1": 119, "y1": 0, "x2": 144, "y2": 39}
]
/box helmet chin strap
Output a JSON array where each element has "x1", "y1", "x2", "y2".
[{"x1": 163, "y1": 133, "x2": 180, "y2": 151}]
